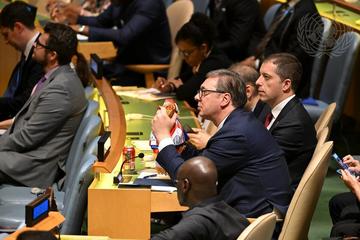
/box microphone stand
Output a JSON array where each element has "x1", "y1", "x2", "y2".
[{"x1": 113, "y1": 153, "x2": 144, "y2": 184}]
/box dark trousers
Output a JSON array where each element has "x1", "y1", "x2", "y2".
[{"x1": 329, "y1": 192, "x2": 360, "y2": 238}]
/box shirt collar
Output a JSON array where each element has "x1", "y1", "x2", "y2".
[
  {"x1": 217, "y1": 114, "x2": 230, "y2": 130},
  {"x1": 271, "y1": 95, "x2": 296, "y2": 120},
  {"x1": 24, "y1": 32, "x2": 40, "y2": 60}
]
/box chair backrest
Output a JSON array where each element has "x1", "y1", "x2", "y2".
[
  {"x1": 237, "y1": 213, "x2": 277, "y2": 240},
  {"x1": 263, "y1": 3, "x2": 281, "y2": 31},
  {"x1": 166, "y1": 0, "x2": 194, "y2": 79},
  {"x1": 319, "y1": 32, "x2": 360, "y2": 122},
  {"x1": 60, "y1": 153, "x2": 97, "y2": 234},
  {"x1": 279, "y1": 141, "x2": 333, "y2": 240},
  {"x1": 314, "y1": 102, "x2": 336, "y2": 134},
  {"x1": 62, "y1": 113, "x2": 101, "y2": 191},
  {"x1": 309, "y1": 17, "x2": 332, "y2": 97},
  {"x1": 84, "y1": 86, "x2": 95, "y2": 100},
  {"x1": 314, "y1": 127, "x2": 329, "y2": 156}
]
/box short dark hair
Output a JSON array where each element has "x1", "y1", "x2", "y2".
[
  {"x1": 206, "y1": 69, "x2": 247, "y2": 108},
  {"x1": 229, "y1": 64, "x2": 260, "y2": 93},
  {"x1": 175, "y1": 13, "x2": 216, "y2": 48},
  {"x1": 0, "y1": 1, "x2": 36, "y2": 29},
  {"x1": 43, "y1": 22, "x2": 78, "y2": 65},
  {"x1": 17, "y1": 230, "x2": 57, "y2": 240},
  {"x1": 263, "y1": 53, "x2": 303, "y2": 91}
]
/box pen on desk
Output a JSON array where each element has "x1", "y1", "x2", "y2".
[{"x1": 144, "y1": 174, "x2": 157, "y2": 179}]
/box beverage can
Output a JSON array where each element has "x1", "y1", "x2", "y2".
[{"x1": 122, "y1": 146, "x2": 136, "y2": 173}]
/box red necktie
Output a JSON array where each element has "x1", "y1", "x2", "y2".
[{"x1": 264, "y1": 113, "x2": 273, "y2": 128}]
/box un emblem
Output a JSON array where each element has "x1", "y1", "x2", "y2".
[{"x1": 297, "y1": 13, "x2": 354, "y2": 58}]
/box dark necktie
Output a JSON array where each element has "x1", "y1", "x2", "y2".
[
  {"x1": 255, "y1": 0, "x2": 299, "y2": 59},
  {"x1": 3, "y1": 54, "x2": 26, "y2": 98},
  {"x1": 264, "y1": 112, "x2": 273, "y2": 128},
  {"x1": 33, "y1": 76, "x2": 47, "y2": 95}
]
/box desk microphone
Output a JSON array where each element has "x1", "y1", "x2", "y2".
[{"x1": 113, "y1": 153, "x2": 144, "y2": 184}]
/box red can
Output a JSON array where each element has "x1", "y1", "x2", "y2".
[{"x1": 123, "y1": 146, "x2": 136, "y2": 173}]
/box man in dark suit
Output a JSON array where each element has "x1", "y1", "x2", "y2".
[
  {"x1": 152, "y1": 69, "x2": 291, "y2": 218},
  {"x1": 153, "y1": 156, "x2": 249, "y2": 240},
  {"x1": 0, "y1": 1, "x2": 43, "y2": 121},
  {"x1": 256, "y1": 53, "x2": 317, "y2": 190},
  {"x1": 243, "y1": 0, "x2": 321, "y2": 98},
  {"x1": 208, "y1": 0, "x2": 265, "y2": 62},
  {"x1": 0, "y1": 23, "x2": 87, "y2": 187},
  {"x1": 55, "y1": 0, "x2": 171, "y2": 85}
]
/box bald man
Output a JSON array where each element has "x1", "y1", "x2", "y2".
[{"x1": 152, "y1": 156, "x2": 249, "y2": 240}]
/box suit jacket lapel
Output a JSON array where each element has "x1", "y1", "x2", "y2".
[{"x1": 269, "y1": 97, "x2": 299, "y2": 132}]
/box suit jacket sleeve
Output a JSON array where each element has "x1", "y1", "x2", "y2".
[
  {"x1": 216, "y1": 1, "x2": 261, "y2": 54},
  {"x1": 78, "y1": 3, "x2": 160, "y2": 48},
  {"x1": 0, "y1": 60, "x2": 43, "y2": 119},
  {"x1": 0, "y1": 77, "x2": 75, "y2": 152},
  {"x1": 151, "y1": 215, "x2": 213, "y2": 240}
]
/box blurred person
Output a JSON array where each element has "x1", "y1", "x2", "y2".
[
  {"x1": 242, "y1": 0, "x2": 322, "y2": 98},
  {"x1": 154, "y1": 13, "x2": 231, "y2": 109},
  {"x1": 0, "y1": 22, "x2": 87, "y2": 187},
  {"x1": 52, "y1": 0, "x2": 171, "y2": 86},
  {"x1": 152, "y1": 156, "x2": 249, "y2": 240},
  {"x1": 0, "y1": 1, "x2": 43, "y2": 121},
  {"x1": 208, "y1": 0, "x2": 265, "y2": 62},
  {"x1": 329, "y1": 155, "x2": 360, "y2": 238}
]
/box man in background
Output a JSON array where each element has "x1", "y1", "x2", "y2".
[
  {"x1": 0, "y1": 22, "x2": 87, "y2": 187},
  {"x1": 152, "y1": 156, "x2": 249, "y2": 240},
  {"x1": 0, "y1": 1, "x2": 43, "y2": 121}
]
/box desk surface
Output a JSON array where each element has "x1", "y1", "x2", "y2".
[{"x1": 88, "y1": 90, "x2": 195, "y2": 239}]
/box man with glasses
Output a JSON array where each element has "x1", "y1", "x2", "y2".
[
  {"x1": 0, "y1": 22, "x2": 87, "y2": 187},
  {"x1": 152, "y1": 69, "x2": 291, "y2": 218},
  {"x1": 152, "y1": 156, "x2": 249, "y2": 240},
  {"x1": 0, "y1": 1, "x2": 43, "y2": 122}
]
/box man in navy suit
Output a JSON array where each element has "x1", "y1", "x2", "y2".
[
  {"x1": 0, "y1": 1, "x2": 43, "y2": 121},
  {"x1": 56, "y1": 0, "x2": 171, "y2": 85},
  {"x1": 256, "y1": 53, "x2": 317, "y2": 191},
  {"x1": 152, "y1": 69, "x2": 291, "y2": 218}
]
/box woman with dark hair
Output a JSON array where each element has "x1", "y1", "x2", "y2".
[{"x1": 155, "y1": 13, "x2": 231, "y2": 109}]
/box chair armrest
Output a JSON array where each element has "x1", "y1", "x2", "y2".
[
  {"x1": 125, "y1": 64, "x2": 170, "y2": 74},
  {"x1": 78, "y1": 41, "x2": 117, "y2": 61}
]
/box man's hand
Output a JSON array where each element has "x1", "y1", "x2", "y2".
[
  {"x1": 168, "y1": 78, "x2": 183, "y2": 88},
  {"x1": 187, "y1": 128, "x2": 211, "y2": 150},
  {"x1": 152, "y1": 107, "x2": 177, "y2": 142},
  {"x1": 343, "y1": 155, "x2": 360, "y2": 173},
  {"x1": 340, "y1": 169, "x2": 360, "y2": 201}
]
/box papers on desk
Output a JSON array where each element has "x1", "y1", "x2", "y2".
[
  {"x1": 131, "y1": 140, "x2": 152, "y2": 151},
  {"x1": 115, "y1": 87, "x2": 175, "y2": 101},
  {"x1": 77, "y1": 34, "x2": 88, "y2": 41},
  {"x1": 135, "y1": 170, "x2": 176, "y2": 192}
]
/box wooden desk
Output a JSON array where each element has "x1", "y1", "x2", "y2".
[
  {"x1": 88, "y1": 88, "x2": 197, "y2": 239},
  {"x1": 5, "y1": 212, "x2": 65, "y2": 240}
]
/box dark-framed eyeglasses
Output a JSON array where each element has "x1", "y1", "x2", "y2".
[
  {"x1": 179, "y1": 47, "x2": 197, "y2": 58},
  {"x1": 34, "y1": 38, "x2": 52, "y2": 50},
  {"x1": 197, "y1": 87, "x2": 226, "y2": 99}
]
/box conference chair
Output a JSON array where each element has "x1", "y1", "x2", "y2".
[
  {"x1": 125, "y1": 0, "x2": 194, "y2": 87},
  {"x1": 314, "y1": 102, "x2": 336, "y2": 136},
  {"x1": 314, "y1": 127, "x2": 329, "y2": 156},
  {"x1": 309, "y1": 17, "x2": 332, "y2": 98},
  {"x1": 60, "y1": 153, "x2": 97, "y2": 234},
  {"x1": 85, "y1": 85, "x2": 95, "y2": 100},
  {"x1": 0, "y1": 109, "x2": 101, "y2": 207},
  {"x1": 0, "y1": 143, "x2": 99, "y2": 233},
  {"x1": 278, "y1": 141, "x2": 333, "y2": 240},
  {"x1": 237, "y1": 213, "x2": 277, "y2": 240},
  {"x1": 304, "y1": 32, "x2": 360, "y2": 123}
]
